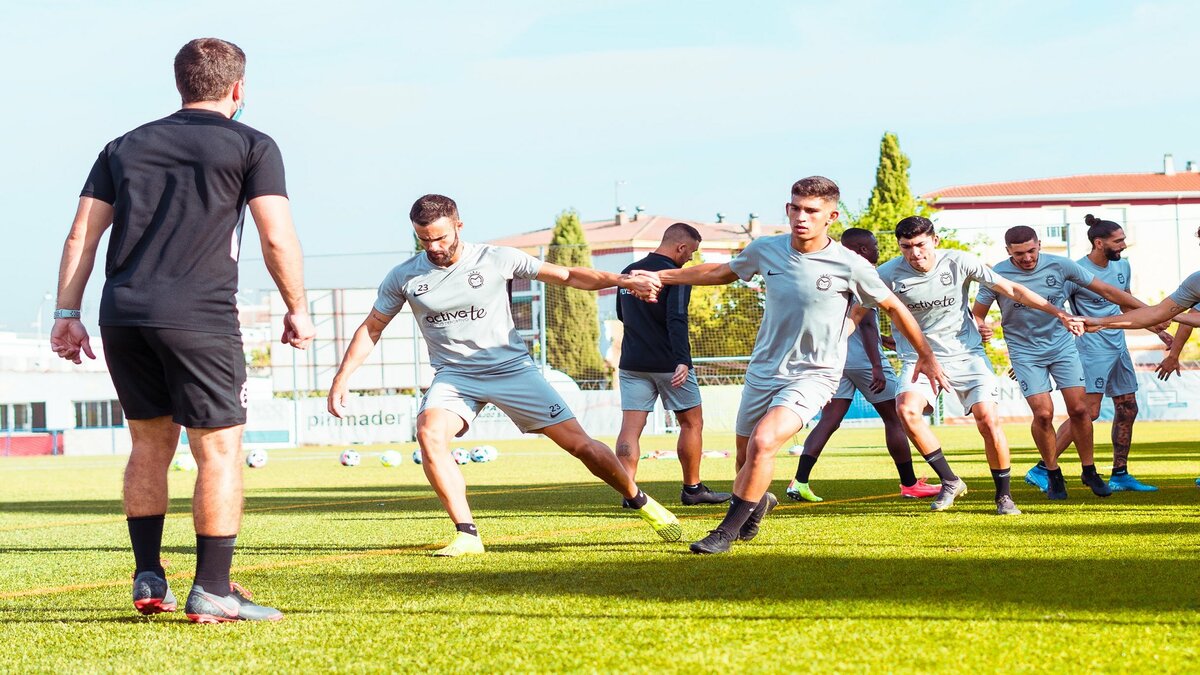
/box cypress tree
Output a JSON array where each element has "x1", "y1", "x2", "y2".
[{"x1": 545, "y1": 209, "x2": 608, "y2": 385}]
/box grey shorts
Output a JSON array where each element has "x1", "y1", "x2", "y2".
[
  {"x1": 735, "y1": 372, "x2": 840, "y2": 438},
  {"x1": 898, "y1": 353, "x2": 998, "y2": 415},
  {"x1": 1011, "y1": 352, "x2": 1086, "y2": 397},
  {"x1": 833, "y1": 366, "x2": 899, "y2": 404},
  {"x1": 1081, "y1": 349, "x2": 1138, "y2": 397},
  {"x1": 419, "y1": 362, "x2": 574, "y2": 436},
  {"x1": 619, "y1": 369, "x2": 702, "y2": 412}
]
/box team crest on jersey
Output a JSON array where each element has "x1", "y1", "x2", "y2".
[
  {"x1": 894, "y1": 281, "x2": 908, "y2": 293},
  {"x1": 1117, "y1": 273, "x2": 1126, "y2": 284},
  {"x1": 1046, "y1": 276, "x2": 1059, "y2": 288},
  {"x1": 467, "y1": 271, "x2": 484, "y2": 288},
  {"x1": 816, "y1": 274, "x2": 832, "y2": 291},
  {"x1": 939, "y1": 272, "x2": 952, "y2": 286}
]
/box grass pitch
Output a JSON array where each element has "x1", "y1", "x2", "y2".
[{"x1": 2, "y1": 422, "x2": 1198, "y2": 673}]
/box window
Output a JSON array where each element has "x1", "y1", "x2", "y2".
[
  {"x1": 1, "y1": 402, "x2": 46, "y2": 431},
  {"x1": 73, "y1": 400, "x2": 124, "y2": 429},
  {"x1": 1041, "y1": 209, "x2": 1068, "y2": 241}
]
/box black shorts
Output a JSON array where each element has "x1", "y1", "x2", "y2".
[{"x1": 100, "y1": 326, "x2": 248, "y2": 428}]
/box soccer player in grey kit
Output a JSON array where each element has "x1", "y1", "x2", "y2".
[
  {"x1": 649, "y1": 177, "x2": 951, "y2": 554},
  {"x1": 973, "y1": 225, "x2": 1155, "y2": 500},
  {"x1": 328, "y1": 195, "x2": 681, "y2": 557}
]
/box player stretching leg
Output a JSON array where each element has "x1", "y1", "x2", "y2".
[
  {"x1": 327, "y1": 195, "x2": 681, "y2": 557},
  {"x1": 974, "y1": 226, "x2": 1154, "y2": 500},
  {"x1": 786, "y1": 228, "x2": 938, "y2": 503},
  {"x1": 649, "y1": 177, "x2": 948, "y2": 554}
]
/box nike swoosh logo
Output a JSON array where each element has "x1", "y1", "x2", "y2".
[
  {"x1": 206, "y1": 595, "x2": 240, "y2": 617},
  {"x1": 550, "y1": 409, "x2": 564, "y2": 418},
  {"x1": 766, "y1": 270, "x2": 782, "y2": 276}
]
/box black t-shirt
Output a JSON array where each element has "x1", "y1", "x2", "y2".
[
  {"x1": 616, "y1": 253, "x2": 693, "y2": 372},
  {"x1": 81, "y1": 109, "x2": 287, "y2": 335}
]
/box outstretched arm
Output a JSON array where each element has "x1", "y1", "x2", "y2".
[
  {"x1": 657, "y1": 262, "x2": 739, "y2": 287},
  {"x1": 328, "y1": 309, "x2": 394, "y2": 417},
  {"x1": 1086, "y1": 299, "x2": 1200, "y2": 330},
  {"x1": 536, "y1": 262, "x2": 661, "y2": 299},
  {"x1": 984, "y1": 277, "x2": 1080, "y2": 334},
  {"x1": 51, "y1": 197, "x2": 113, "y2": 364}
]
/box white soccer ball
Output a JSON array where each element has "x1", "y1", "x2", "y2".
[
  {"x1": 380, "y1": 450, "x2": 402, "y2": 467},
  {"x1": 412, "y1": 449, "x2": 423, "y2": 465},
  {"x1": 340, "y1": 449, "x2": 361, "y2": 467},
  {"x1": 786, "y1": 445, "x2": 805, "y2": 456},
  {"x1": 484, "y1": 445, "x2": 499, "y2": 461},
  {"x1": 470, "y1": 446, "x2": 490, "y2": 463},
  {"x1": 245, "y1": 449, "x2": 268, "y2": 469},
  {"x1": 452, "y1": 447, "x2": 470, "y2": 465},
  {"x1": 171, "y1": 453, "x2": 197, "y2": 472}
]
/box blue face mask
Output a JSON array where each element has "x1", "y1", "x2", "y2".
[{"x1": 231, "y1": 102, "x2": 245, "y2": 122}]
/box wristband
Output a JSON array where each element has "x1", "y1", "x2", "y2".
[{"x1": 53, "y1": 309, "x2": 81, "y2": 320}]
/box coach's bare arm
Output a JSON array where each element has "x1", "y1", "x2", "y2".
[
  {"x1": 875, "y1": 293, "x2": 952, "y2": 395},
  {"x1": 655, "y1": 262, "x2": 740, "y2": 286},
  {"x1": 50, "y1": 197, "x2": 114, "y2": 364},
  {"x1": 1085, "y1": 299, "x2": 1200, "y2": 331},
  {"x1": 250, "y1": 195, "x2": 315, "y2": 349},
  {"x1": 536, "y1": 262, "x2": 662, "y2": 300},
  {"x1": 969, "y1": 277, "x2": 1083, "y2": 336},
  {"x1": 328, "y1": 309, "x2": 393, "y2": 418}
]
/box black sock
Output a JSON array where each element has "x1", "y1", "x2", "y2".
[
  {"x1": 922, "y1": 449, "x2": 958, "y2": 482},
  {"x1": 682, "y1": 483, "x2": 704, "y2": 494},
  {"x1": 1112, "y1": 466, "x2": 1128, "y2": 476},
  {"x1": 991, "y1": 468, "x2": 1011, "y2": 499},
  {"x1": 895, "y1": 461, "x2": 917, "y2": 487},
  {"x1": 194, "y1": 535, "x2": 236, "y2": 596},
  {"x1": 1082, "y1": 464, "x2": 1098, "y2": 477},
  {"x1": 626, "y1": 490, "x2": 649, "y2": 509},
  {"x1": 1036, "y1": 459, "x2": 1047, "y2": 470},
  {"x1": 714, "y1": 495, "x2": 758, "y2": 536},
  {"x1": 794, "y1": 455, "x2": 818, "y2": 483},
  {"x1": 1048, "y1": 467, "x2": 1064, "y2": 480},
  {"x1": 455, "y1": 522, "x2": 478, "y2": 537},
  {"x1": 127, "y1": 515, "x2": 165, "y2": 576}
]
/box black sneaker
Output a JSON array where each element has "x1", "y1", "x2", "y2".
[
  {"x1": 1047, "y1": 471, "x2": 1068, "y2": 500},
  {"x1": 1081, "y1": 472, "x2": 1112, "y2": 497},
  {"x1": 132, "y1": 570, "x2": 176, "y2": 615},
  {"x1": 689, "y1": 529, "x2": 738, "y2": 554},
  {"x1": 738, "y1": 492, "x2": 778, "y2": 541},
  {"x1": 185, "y1": 582, "x2": 283, "y2": 624},
  {"x1": 681, "y1": 483, "x2": 733, "y2": 506}
]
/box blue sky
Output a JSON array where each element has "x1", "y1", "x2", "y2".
[{"x1": 3, "y1": 1, "x2": 1197, "y2": 333}]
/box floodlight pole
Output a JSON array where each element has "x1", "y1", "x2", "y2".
[{"x1": 538, "y1": 246, "x2": 548, "y2": 374}]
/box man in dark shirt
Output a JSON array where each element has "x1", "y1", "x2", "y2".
[
  {"x1": 615, "y1": 223, "x2": 730, "y2": 506},
  {"x1": 52, "y1": 38, "x2": 314, "y2": 623}
]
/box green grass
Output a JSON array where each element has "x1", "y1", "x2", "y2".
[{"x1": 2, "y1": 422, "x2": 1198, "y2": 673}]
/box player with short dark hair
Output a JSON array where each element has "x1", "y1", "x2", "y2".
[
  {"x1": 973, "y1": 226, "x2": 1154, "y2": 500},
  {"x1": 648, "y1": 177, "x2": 951, "y2": 554},
  {"x1": 786, "y1": 228, "x2": 940, "y2": 503},
  {"x1": 51, "y1": 37, "x2": 315, "y2": 622},
  {"x1": 328, "y1": 195, "x2": 682, "y2": 557},
  {"x1": 615, "y1": 223, "x2": 730, "y2": 506}
]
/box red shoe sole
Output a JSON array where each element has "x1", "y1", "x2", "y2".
[{"x1": 134, "y1": 598, "x2": 177, "y2": 615}]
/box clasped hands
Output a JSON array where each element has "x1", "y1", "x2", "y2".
[{"x1": 624, "y1": 269, "x2": 663, "y2": 302}]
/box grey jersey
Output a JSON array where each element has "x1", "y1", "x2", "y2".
[
  {"x1": 877, "y1": 250, "x2": 998, "y2": 363},
  {"x1": 727, "y1": 235, "x2": 892, "y2": 386},
  {"x1": 1169, "y1": 270, "x2": 1200, "y2": 309},
  {"x1": 374, "y1": 242, "x2": 542, "y2": 374},
  {"x1": 976, "y1": 254, "x2": 1093, "y2": 361},
  {"x1": 1066, "y1": 257, "x2": 1131, "y2": 354}
]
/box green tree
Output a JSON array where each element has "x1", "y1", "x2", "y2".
[{"x1": 545, "y1": 209, "x2": 608, "y2": 385}]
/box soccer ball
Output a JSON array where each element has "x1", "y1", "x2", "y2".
[
  {"x1": 412, "y1": 449, "x2": 423, "y2": 465},
  {"x1": 245, "y1": 449, "x2": 268, "y2": 468},
  {"x1": 171, "y1": 454, "x2": 197, "y2": 472},
  {"x1": 340, "y1": 449, "x2": 361, "y2": 467},
  {"x1": 470, "y1": 446, "x2": 490, "y2": 463},
  {"x1": 787, "y1": 445, "x2": 805, "y2": 456},
  {"x1": 452, "y1": 447, "x2": 470, "y2": 465},
  {"x1": 380, "y1": 450, "x2": 402, "y2": 467}
]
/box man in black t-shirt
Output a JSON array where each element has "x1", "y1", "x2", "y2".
[
  {"x1": 52, "y1": 38, "x2": 314, "y2": 623},
  {"x1": 616, "y1": 223, "x2": 730, "y2": 506}
]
